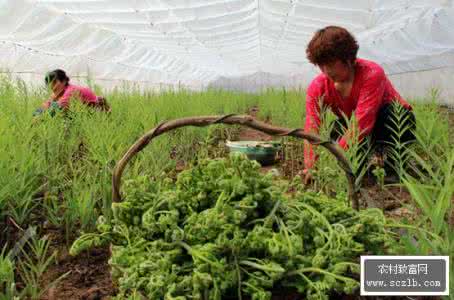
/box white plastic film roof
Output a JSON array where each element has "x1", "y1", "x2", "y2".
[{"x1": 1, "y1": 0, "x2": 454, "y2": 92}]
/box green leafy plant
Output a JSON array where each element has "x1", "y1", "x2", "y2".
[
  {"x1": 390, "y1": 146, "x2": 453, "y2": 298},
  {"x1": 72, "y1": 154, "x2": 394, "y2": 300},
  {"x1": 384, "y1": 102, "x2": 416, "y2": 182},
  {"x1": 0, "y1": 246, "x2": 19, "y2": 300},
  {"x1": 16, "y1": 235, "x2": 69, "y2": 300},
  {"x1": 372, "y1": 167, "x2": 385, "y2": 191},
  {"x1": 1, "y1": 73, "x2": 453, "y2": 300}
]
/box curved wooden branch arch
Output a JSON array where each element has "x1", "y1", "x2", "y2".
[{"x1": 112, "y1": 114, "x2": 359, "y2": 209}]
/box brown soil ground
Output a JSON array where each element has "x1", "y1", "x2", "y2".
[
  {"x1": 238, "y1": 105, "x2": 273, "y2": 142},
  {"x1": 38, "y1": 228, "x2": 116, "y2": 300}
]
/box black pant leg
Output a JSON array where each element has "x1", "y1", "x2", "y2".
[
  {"x1": 402, "y1": 109, "x2": 416, "y2": 144},
  {"x1": 371, "y1": 104, "x2": 391, "y2": 152},
  {"x1": 372, "y1": 103, "x2": 416, "y2": 146},
  {"x1": 330, "y1": 117, "x2": 348, "y2": 141},
  {"x1": 371, "y1": 103, "x2": 416, "y2": 173}
]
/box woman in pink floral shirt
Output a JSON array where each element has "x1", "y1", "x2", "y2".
[{"x1": 35, "y1": 69, "x2": 110, "y2": 115}]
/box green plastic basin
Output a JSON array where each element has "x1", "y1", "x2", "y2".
[{"x1": 225, "y1": 140, "x2": 281, "y2": 166}]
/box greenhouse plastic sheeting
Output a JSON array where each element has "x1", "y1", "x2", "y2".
[{"x1": 1, "y1": 0, "x2": 454, "y2": 101}]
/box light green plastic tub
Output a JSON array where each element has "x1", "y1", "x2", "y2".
[{"x1": 225, "y1": 140, "x2": 281, "y2": 166}]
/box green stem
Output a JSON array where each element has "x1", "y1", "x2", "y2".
[
  {"x1": 239, "y1": 260, "x2": 284, "y2": 273},
  {"x1": 279, "y1": 219, "x2": 294, "y2": 256},
  {"x1": 215, "y1": 191, "x2": 226, "y2": 212},
  {"x1": 299, "y1": 273, "x2": 324, "y2": 299},
  {"x1": 242, "y1": 282, "x2": 262, "y2": 293},
  {"x1": 154, "y1": 210, "x2": 175, "y2": 215},
  {"x1": 294, "y1": 203, "x2": 334, "y2": 252},
  {"x1": 246, "y1": 200, "x2": 281, "y2": 227},
  {"x1": 234, "y1": 254, "x2": 243, "y2": 300},
  {"x1": 177, "y1": 241, "x2": 219, "y2": 267},
  {"x1": 385, "y1": 223, "x2": 444, "y2": 243},
  {"x1": 288, "y1": 267, "x2": 356, "y2": 283},
  {"x1": 241, "y1": 267, "x2": 271, "y2": 283},
  {"x1": 264, "y1": 200, "x2": 281, "y2": 227},
  {"x1": 333, "y1": 262, "x2": 359, "y2": 269}
]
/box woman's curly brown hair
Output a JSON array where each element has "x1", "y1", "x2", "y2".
[{"x1": 306, "y1": 26, "x2": 359, "y2": 65}]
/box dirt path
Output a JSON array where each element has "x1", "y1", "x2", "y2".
[{"x1": 238, "y1": 105, "x2": 273, "y2": 142}]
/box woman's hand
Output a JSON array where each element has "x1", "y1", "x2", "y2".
[
  {"x1": 301, "y1": 169, "x2": 313, "y2": 185},
  {"x1": 32, "y1": 107, "x2": 44, "y2": 117}
]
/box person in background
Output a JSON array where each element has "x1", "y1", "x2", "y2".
[
  {"x1": 34, "y1": 69, "x2": 110, "y2": 116},
  {"x1": 302, "y1": 26, "x2": 416, "y2": 184}
]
